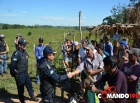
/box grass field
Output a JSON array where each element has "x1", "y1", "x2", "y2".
[{"x1": 0, "y1": 27, "x2": 92, "y2": 102}]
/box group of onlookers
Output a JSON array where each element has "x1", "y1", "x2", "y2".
[{"x1": 61, "y1": 35, "x2": 140, "y2": 103}]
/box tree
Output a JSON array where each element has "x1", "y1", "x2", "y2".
[
  {"x1": 129, "y1": 0, "x2": 140, "y2": 6},
  {"x1": 110, "y1": 3, "x2": 129, "y2": 23},
  {"x1": 2, "y1": 24, "x2": 8, "y2": 29},
  {"x1": 102, "y1": 16, "x2": 116, "y2": 25}
]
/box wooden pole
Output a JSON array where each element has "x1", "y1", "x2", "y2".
[
  {"x1": 79, "y1": 11, "x2": 82, "y2": 40},
  {"x1": 33, "y1": 44, "x2": 35, "y2": 54},
  {"x1": 72, "y1": 34, "x2": 75, "y2": 70},
  {"x1": 63, "y1": 32, "x2": 65, "y2": 41}
]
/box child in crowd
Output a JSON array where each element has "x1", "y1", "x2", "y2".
[{"x1": 82, "y1": 78, "x2": 100, "y2": 103}]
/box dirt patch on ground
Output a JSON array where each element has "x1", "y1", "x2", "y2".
[{"x1": 0, "y1": 96, "x2": 68, "y2": 103}]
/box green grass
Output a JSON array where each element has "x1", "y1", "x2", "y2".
[{"x1": 0, "y1": 27, "x2": 94, "y2": 99}]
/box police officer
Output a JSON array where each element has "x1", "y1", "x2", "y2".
[
  {"x1": 0, "y1": 34, "x2": 9, "y2": 76},
  {"x1": 35, "y1": 37, "x2": 46, "y2": 84},
  {"x1": 10, "y1": 38, "x2": 38, "y2": 103},
  {"x1": 37, "y1": 46, "x2": 72, "y2": 103}
]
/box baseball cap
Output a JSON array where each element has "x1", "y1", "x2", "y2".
[
  {"x1": 85, "y1": 44, "x2": 94, "y2": 50},
  {"x1": 104, "y1": 35, "x2": 110, "y2": 40},
  {"x1": 43, "y1": 46, "x2": 57, "y2": 55},
  {"x1": 81, "y1": 38, "x2": 87, "y2": 43},
  {"x1": 73, "y1": 41, "x2": 79, "y2": 46},
  {"x1": 120, "y1": 40, "x2": 127, "y2": 46},
  {"x1": 127, "y1": 48, "x2": 139, "y2": 56},
  {"x1": 18, "y1": 38, "x2": 28, "y2": 45},
  {"x1": 39, "y1": 37, "x2": 44, "y2": 42},
  {"x1": 16, "y1": 34, "x2": 21, "y2": 37}
]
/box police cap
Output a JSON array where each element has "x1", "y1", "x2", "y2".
[
  {"x1": 18, "y1": 38, "x2": 28, "y2": 45},
  {"x1": 43, "y1": 46, "x2": 57, "y2": 55}
]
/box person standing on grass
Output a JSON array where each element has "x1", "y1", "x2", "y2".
[
  {"x1": 0, "y1": 34, "x2": 9, "y2": 76},
  {"x1": 10, "y1": 38, "x2": 38, "y2": 103},
  {"x1": 15, "y1": 34, "x2": 22, "y2": 49},
  {"x1": 34, "y1": 37, "x2": 46, "y2": 84},
  {"x1": 37, "y1": 46, "x2": 72, "y2": 103}
]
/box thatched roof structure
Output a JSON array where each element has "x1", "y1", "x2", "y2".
[{"x1": 88, "y1": 3, "x2": 140, "y2": 38}]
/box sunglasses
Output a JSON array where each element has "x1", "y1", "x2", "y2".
[{"x1": 86, "y1": 49, "x2": 90, "y2": 51}]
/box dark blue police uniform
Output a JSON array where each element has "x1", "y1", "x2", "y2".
[
  {"x1": 38, "y1": 46, "x2": 68, "y2": 103},
  {"x1": 10, "y1": 38, "x2": 38, "y2": 103}
]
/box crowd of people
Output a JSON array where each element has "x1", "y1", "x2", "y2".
[
  {"x1": 0, "y1": 33, "x2": 140, "y2": 103},
  {"x1": 61, "y1": 35, "x2": 140, "y2": 103}
]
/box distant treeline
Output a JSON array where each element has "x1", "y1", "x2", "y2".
[{"x1": 0, "y1": 23, "x2": 88, "y2": 30}]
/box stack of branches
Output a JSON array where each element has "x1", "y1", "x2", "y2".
[
  {"x1": 88, "y1": 23, "x2": 140, "y2": 45},
  {"x1": 128, "y1": 2, "x2": 140, "y2": 24}
]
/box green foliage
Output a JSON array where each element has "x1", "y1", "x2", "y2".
[
  {"x1": 27, "y1": 31, "x2": 32, "y2": 36},
  {"x1": 102, "y1": 0, "x2": 140, "y2": 24},
  {"x1": 130, "y1": 0, "x2": 140, "y2": 6},
  {"x1": 2, "y1": 24, "x2": 8, "y2": 29},
  {"x1": 102, "y1": 16, "x2": 116, "y2": 25},
  {"x1": 110, "y1": 3, "x2": 128, "y2": 23}
]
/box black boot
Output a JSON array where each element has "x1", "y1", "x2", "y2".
[{"x1": 30, "y1": 95, "x2": 38, "y2": 102}]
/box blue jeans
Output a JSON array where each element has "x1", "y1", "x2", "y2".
[
  {"x1": 0, "y1": 54, "x2": 7, "y2": 74},
  {"x1": 36, "y1": 64, "x2": 40, "y2": 83}
]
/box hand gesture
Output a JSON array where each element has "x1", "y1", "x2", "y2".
[
  {"x1": 87, "y1": 69, "x2": 93, "y2": 75},
  {"x1": 90, "y1": 85, "x2": 97, "y2": 92},
  {"x1": 65, "y1": 68, "x2": 71, "y2": 72},
  {"x1": 122, "y1": 56, "x2": 128, "y2": 61}
]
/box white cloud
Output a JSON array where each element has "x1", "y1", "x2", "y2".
[{"x1": 21, "y1": 11, "x2": 28, "y2": 13}]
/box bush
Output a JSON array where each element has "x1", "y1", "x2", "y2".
[{"x1": 27, "y1": 31, "x2": 32, "y2": 36}]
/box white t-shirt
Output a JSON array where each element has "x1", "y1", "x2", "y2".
[
  {"x1": 78, "y1": 47, "x2": 97, "y2": 59},
  {"x1": 78, "y1": 47, "x2": 87, "y2": 59}
]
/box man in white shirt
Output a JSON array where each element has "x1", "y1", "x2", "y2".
[{"x1": 78, "y1": 39, "x2": 88, "y2": 64}]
